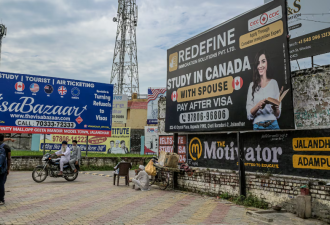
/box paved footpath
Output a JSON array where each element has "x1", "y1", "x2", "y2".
[{"x1": 0, "y1": 171, "x2": 325, "y2": 225}]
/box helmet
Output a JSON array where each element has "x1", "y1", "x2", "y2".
[{"x1": 62, "y1": 141, "x2": 68, "y2": 145}]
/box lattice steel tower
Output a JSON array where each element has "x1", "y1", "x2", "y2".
[
  {"x1": 110, "y1": 0, "x2": 139, "y2": 96},
  {"x1": 0, "y1": 24, "x2": 7, "y2": 66}
]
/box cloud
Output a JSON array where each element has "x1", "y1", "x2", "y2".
[{"x1": 2, "y1": 0, "x2": 327, "y2": 94}]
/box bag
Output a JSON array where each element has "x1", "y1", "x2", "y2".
[
  {"x1": 145, "y1": 160, "x2": 157, "y2": 176},
  {"x1": 0, "y1": 143, "x2": 7, "y2": 174},
  {"x1": 164, "y1": 153, "x2": 179, "y2": 168},
  {"x1": 158, "y1": 151, "x2": 166, "y2": 166}
]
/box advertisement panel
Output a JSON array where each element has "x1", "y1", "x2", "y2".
[
  {"x1": 144, "y1": 126, "x2": 158, "y2": 154},
  {"x1": 0, "y1": 71, "x2": 113, "y2": 136},
  {"x1": 159, "y1": 135, "x2": 187, "y2": 163},
  {"x1": 188, "y1": 130, "x2": 330, "y2": 179},
  {"x1": 165, "y1": 0, "x2": 294, "y2": 132},
  {"x1": 112, "y1": 95, "x2": 128, "y2": 124},
  {"x1": 287, "y1": 0, "x2": 330, "y2": 60},
  {"x1": 147, "y1": 88, "x2": 166, "y2": 124},
  {"x1": 39, "y1": 127, "x2": 130, "y2": 153}
]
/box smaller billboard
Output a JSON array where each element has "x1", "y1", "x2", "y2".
[
  {"x1": 144, "y1": 126, "x2": 158, "y2": 154},
  {"x1": 159, "y1": 135, "x2": 187, "y2": 163},
  {"x1": 147, "y1": 88, "x2": 166, "y2": 124},
  {"x1": 39, "y1": 127, "x2": 131, "y2": 154},
  {"x1": 112, "y1": 95, "x2": 128, "y2": 124}
]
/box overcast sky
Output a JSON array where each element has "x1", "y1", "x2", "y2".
[{"x1": 0, "y1": 0, "x2": 328, "y2": 94}]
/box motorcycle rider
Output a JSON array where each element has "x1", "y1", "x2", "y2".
[
  {"x1": 69, "y1": 140, "x2": 81, "y2": 173},
  {"x1": 55, "y1": 141, "x2": 71, "y2": 176}
]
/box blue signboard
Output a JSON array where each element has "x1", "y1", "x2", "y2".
[{"x1": 0, "y1": 71, "x2": 113, "y2": 136}]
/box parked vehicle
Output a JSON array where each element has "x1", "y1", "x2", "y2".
[{"x1": 32, "y1": 152, "x2": 79, "y2": 183}]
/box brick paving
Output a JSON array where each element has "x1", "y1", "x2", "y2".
[{"x1": 0, "y1": 171, "x2": 324, "y2": 225}]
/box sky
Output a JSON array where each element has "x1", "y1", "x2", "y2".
[{"x1": 0, "y1": 0, "x2": 329, "y2": 94}]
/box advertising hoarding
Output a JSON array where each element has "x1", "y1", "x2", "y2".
[
  {"x1": 147, "y1": 88, "x2": 166, "y2": 124},
  {"x1": 144, "y1": 126, "x2": 158, "y2": 154},
  {"x1": 112, "y1": 95, "x2": 128, "y2": 124},
  {"x1": 159, "y1": 135, "x2": 187, "y2": 163},
  {"x1": 288, "y1": 0, "x2": 330, "y2": 60},
  {"x1": 188, "y1": 129, "x2": 330, "y2": 179},
  {"x1": 0, "y1": 71, "x2": 113, "y2": 136},
  {"x1": 39, "y1": 127, "x2": 130, "y2": 153},
  {"x1": 165, "y1": 0, "x2": 294, "y2": 133}
]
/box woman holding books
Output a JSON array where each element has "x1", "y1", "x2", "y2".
[{"x1": 246, "y1": 50, "x2": 281, "y2": 130}]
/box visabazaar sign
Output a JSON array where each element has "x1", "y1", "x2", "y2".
[{"x1": 0, "y1": 71, "x2": 113, "y2": 136}]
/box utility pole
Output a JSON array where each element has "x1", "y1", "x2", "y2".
[
  {"x1": 0, "y1": 24, "x2": 7, "y2": 67},
  {"x1": 110, "y1": 0, "x2": 139, "y2": 97}
]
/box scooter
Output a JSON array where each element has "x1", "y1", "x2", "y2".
[{"x1": 32, "y1": 152, "x2": 79, "y2": 183}]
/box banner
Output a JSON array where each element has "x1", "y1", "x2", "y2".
[
  {"x1": 287, "y1": 0, "x2": 330, "y2": 60},
  {"x1": 144, "y1": 126, "x2": 158, "y2": 154},
  {"x1": 147, "y1": 88, "x2": 166, "y2": 124},
  {"x1": 0, "y1": 71, "x2": 113, "y2": 136},
  {"x1": 112, "y1": 95, "x2": 128, "y2": 124},
  {"x1": 188, "y1": 130, "x2": 330, "y2": 179},
  {"x1": 39, "y1": 127, "x2": 130, "y2": 153},
  {"x1": 159, "y1": 135, "x2": 187, "y2": 163},
  {"x1": 165, "y1": 0, "x2": 294, "y2": 132}
]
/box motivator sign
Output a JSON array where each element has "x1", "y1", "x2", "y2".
[
  {"x1": 165, "y1": 0, "x2": 294, "y2": 132},
  {"x1": 0, "y1": 71, "x2": 113, "y2": 136}
]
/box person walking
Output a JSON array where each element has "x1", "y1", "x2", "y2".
[
  {"x1": 0, "y1": 133, "x2": 11, "y2": 205},
  {"x1": 69, "y1": 140, "x2": 81, "y2": 173},
  {"x1": 55, "y1": 141, "x2": 71, "y2": 176}
]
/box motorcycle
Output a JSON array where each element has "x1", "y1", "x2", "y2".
[{"x1": 32, "y1": 152, "x2": 79, "y2": 183}]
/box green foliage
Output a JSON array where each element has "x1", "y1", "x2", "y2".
[
  {"x1": 11, "y1": 150, "x2": 152, "y2": 158},
  {"x1": 219, "y1": 192, "x2": 268, "y2": 209},
  {"x1": 79, "y1": 165, "x2": 114, "y2": 171}
]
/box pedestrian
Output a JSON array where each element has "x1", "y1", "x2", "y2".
[
  {"x1": 0, "y1": 133, "x2": 11, "y2": 205},
  {"x1": 54, "y1": 141, "x2": 71, "y2": 176},
  {"x1": 69, "y1": 140, "x2": 81, "y2": 173},
  {"x1": 132, "y1": 165, "x2": 150, "y2": 191}
]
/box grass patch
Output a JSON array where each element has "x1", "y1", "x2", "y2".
[
  {"x1": 11, "y1": 150, "x2": 152, "y2": 158},
  {"x1": 220, "y1": 192, "x2": 268, "y2": 209}
]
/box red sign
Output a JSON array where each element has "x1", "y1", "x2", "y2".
[
  {"x1": 0, "y1": 126, "x2": 111, "y2": 137},
  {"x1": 179, "y1": 154, "x2": 186, "y2": 163},
  {"x1": 159, "y1": 146, "x2": 173, "y2": 153},
  {"x1": 178, "y1": 145, "x2": 186, "y2": 154},
  {"x1": 76, "y1": 116, "x2": 83, "y2": 124},
  {"x1": 178, "y1": 136, "x2": 186, "y2": 145},
  {"x1": 159, "y1": 136, "x2": 173, "y2": 145}
]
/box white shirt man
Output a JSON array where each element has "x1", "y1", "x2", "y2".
[{"x1": 55, "y1": 141, "x2": 71, "y2": 175}]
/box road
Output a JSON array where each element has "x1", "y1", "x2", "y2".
[{"x1": 0, "y1": 171, "x2": 325, "y2": 225}]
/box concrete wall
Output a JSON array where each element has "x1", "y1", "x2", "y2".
[
  {"x1": 10, "y1": 156, "x2": 148, "y2": 171},
  {"x1": 4, "y1": 133, "x2": 32, "y2": 150},
  {"x1": 293, "y1": 66, "x2": 330, "y2": 129},
  {"x1": 126, "y1": 108, "x2": 148, "y2": 129}
]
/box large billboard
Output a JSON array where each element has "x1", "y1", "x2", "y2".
[
  {"x1": 0, "y1": 71, "x2": 113, "y2": 136},
  {"x1": 165, "y1": 1, "x2": 294, "y2": 132},
  {"x1": 39, "y1": 127, "x2": 130, "y2": 153},
  {"x1": 188, "y1": 130, "x2": 330, "y2": 179},
  {"x1": 288, "y1": 0, "x2": 330, "y2": 60},
  {"x1": 112, "y1": 95, "x2": 128, "y2": 124},
  {"x1": 147, "y1": 88, "x2": 166, "y2": 124}
]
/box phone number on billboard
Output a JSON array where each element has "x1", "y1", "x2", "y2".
[
  {"x1": 179, "y1": 109, "x2": 229, "y2": 123},
  {"x1": 15, "y1": 119, "x2": 76, "y2": 128}
]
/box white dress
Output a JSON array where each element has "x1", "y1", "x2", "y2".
[{"x1": 246, "y1": 79, "x2": 281, "y2": 124}]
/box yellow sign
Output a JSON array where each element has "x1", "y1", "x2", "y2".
[
  {"x1": 293, "y1": 137, "x2": 330, "y2": 151},
  {"x1": 39, "y1": 127, "x2": 131, "y2": 154},
  {"x1": 177, "y1": 76, "x2": 233, "y2": 102},
  {"x1": 293, "y1": 155, "x2": 330, "y2": 170},
  {"x1": 189, "y1": 137, "x2": 202, "y2": 161},
  {"x1": 169, "y1": 52, "x2": 178, "y2": 72},
  {"x1": 239, "y1": 20, "x2": 284, "y2": 49}
]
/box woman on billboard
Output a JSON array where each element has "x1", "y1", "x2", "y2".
[{"x1": 246, "y1": 50, "x2": 281, "y2": 130}]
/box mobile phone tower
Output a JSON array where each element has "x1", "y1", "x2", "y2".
[
  {"x1": 110, "y1": 0, "x2": 139, "y2": 97},
  {"x1": 0, "y1": 24, "x2": 7, "y2": 67}
]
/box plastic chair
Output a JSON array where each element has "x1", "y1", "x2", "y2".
[{"x1": 113, "y1": 162, "x2": 131, "y2": 186}]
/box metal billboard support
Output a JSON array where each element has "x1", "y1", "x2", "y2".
[
  {"x1": 43, "y1": 134, "x2": 46, "y2": 155},
  {"x1": 237, "y1": 132, "x2": 246, "y2": 197}
]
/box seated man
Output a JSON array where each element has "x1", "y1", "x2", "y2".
[
  {"x1": 132, "y1": 165, "x2": 150, "y2": 191},
  {"x1": 55, "y1": 141, "x2": 71, "y2": 176},
  {"x1": 69, "y1": 140, "x2": 81, "y2": 173}
]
